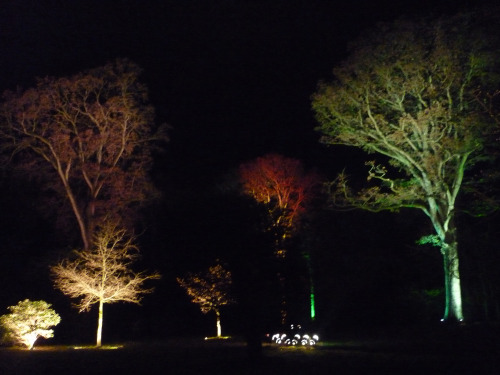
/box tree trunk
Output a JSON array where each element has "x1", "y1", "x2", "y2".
[
  {"x1": 216, "y1": 310, "x2": 221, "y2": 338},
  {"x1": 441, "y1": 228, "x2": 464, "y2": 322},
  {"x1": 57, "y1": 171, "x2": 91, "y2": 251},
  {"x1": 96, "y1": 299, "x2": 104, "y2": 347}
]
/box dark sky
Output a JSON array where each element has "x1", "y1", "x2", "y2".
[
  {"x1": 1, "y1": 0, "x2": 487, "y2": 179},
  {"x1": 0, "y1": 0, "x2": 496, "y2": 341}
]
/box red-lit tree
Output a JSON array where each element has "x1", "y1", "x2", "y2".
[
  {"x1": 239, "y1": 153, "x2": 319, "y2": 253},
  {"x1": 239, "y1": 154, "x2": 320, "y2": 324},
  {"x1": 0, "y1": 59, "x2": 167, "y2": 250}
]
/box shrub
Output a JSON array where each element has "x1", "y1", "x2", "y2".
[{"x1": 0, "y1": 299, "x2": 61, "y2": 349}]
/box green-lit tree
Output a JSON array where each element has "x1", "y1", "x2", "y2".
[
  {"x1": 0, "y1": 299, "x2": 61, "y2": 350},
  {"x1": 177, "y1": 263, "x2": 234, "y2": 338},
  {"x1": 312, "y1": 14, "x2": 498, "y2": 322},
  {"x1": 51, "y1": 221, "x2": 160, "y2": 347}
]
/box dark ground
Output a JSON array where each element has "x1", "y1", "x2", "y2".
[{"x1": 1, "y1": 325, "x2": 498, "y2": 375}]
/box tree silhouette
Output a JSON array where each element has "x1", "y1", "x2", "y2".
[
  {"x1": 312, "y1": 14, "x2": 498, "y2": 322},
  {"x1": 51, "y1": 221, "x2": 160, "y2": 346},
  {"x1": 0, "y1": 59, "x2": 167, "y2": 250}
]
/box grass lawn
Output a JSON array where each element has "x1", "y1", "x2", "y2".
[{"x1": 0, "y1": 326, "x2": 498, "y2": 375}]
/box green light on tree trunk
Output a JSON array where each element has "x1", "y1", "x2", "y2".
[{"x1": 310, "y1": 292, "x2": 316, "y2": 320}]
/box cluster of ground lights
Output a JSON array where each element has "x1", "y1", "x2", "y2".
[{"x1": 269, "y1": 325, "x2": 319, "y2": 346}]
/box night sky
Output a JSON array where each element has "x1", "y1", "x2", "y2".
[{"x1": 0, "y1": 0, "x2": 497, "y2": 343}]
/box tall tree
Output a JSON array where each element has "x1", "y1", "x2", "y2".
[
  {"x1": 0, "y1": 59, "x2": 166, "y2": 250},
  {"x1": 177, "y1": 262, "x2": 234, "y2": 338},
  {"x1": 239, "y1": 154, "x2": 320, "y2": 324},
  {"x1": 312, "y1": 14, "x2": 498, "y2": 322},
  {"x1": 51, "y1": 221, "x2": 160, "y2": 347}
]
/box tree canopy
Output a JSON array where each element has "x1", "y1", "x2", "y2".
[
  {"x1": 239, "y1": 153, "x2": 319, "y2": 246},
  {"x1": 0, "y1": 59, "x2": 167, "y2": 250}
]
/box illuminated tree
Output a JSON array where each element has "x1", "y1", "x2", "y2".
[
  {"x1": 177, "y1": 263, "x2": 234, "y2": 338},
  {"x1": 239, "y1": 154, "x2": 320, "y2": 324},
  {"x1": 51, "y1": 221, "x2": 160, "y2": 347},
  {"x1": 0, "y1": 59, "x2": 166, "y2": 251},
  {"x1": 312, "y1": 16, "x2": 498, "y2": 322},
  {"x1": 239, "y1": 153, "x2": 319, "y2": 256},
  {"x1": 0, "y1": 299, "x2": 61, "y2": 350}
]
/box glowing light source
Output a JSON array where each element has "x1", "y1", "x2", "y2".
[
  {"x1": 270, "y1": 325, "x2": 319, "y2": 346},
  {"x1": 310, "y1": 292, "x2": 316, "y2": 320}
]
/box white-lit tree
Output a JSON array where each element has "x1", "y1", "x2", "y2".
[
  {"x1": 51, "y1": 221, "x2": 160, "y2": 347},
  {"x1": 177, "y1": 263, "x2": 234, "y2": 338},
  {"x1": 0, "y1": 299, "x2": 61, "y2": 350}
]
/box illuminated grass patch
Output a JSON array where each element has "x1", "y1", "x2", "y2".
[{"x1": 73, "y1": 344, "x2": 124, "y2": 350}]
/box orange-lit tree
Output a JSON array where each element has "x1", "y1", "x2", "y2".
[
  {"x1": 0, "y1": 59, "x2": 167, "y2": 251},
  {"x1": 312, "y1": 14, "x2": 498, "y2": 322},
  {"x1": 51, "y1": 221, "x2": 160, "y2": 347},
  {"x1": 239, "y1": 154, "x2": 320, "y2": 323},
  {"x1": 177, "y1": 263, "x2": 234, "y2": 338}
]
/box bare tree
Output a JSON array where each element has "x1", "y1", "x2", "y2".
[
  {"x1": 177, "y1": 263, "x2": 234, "y2": 338},
  {"x1": 0, "y1": 59, "x2": 167, "y2": 250},
  {"x1": 51, "y1": 222, "x2": 160, "y2": 347}
]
